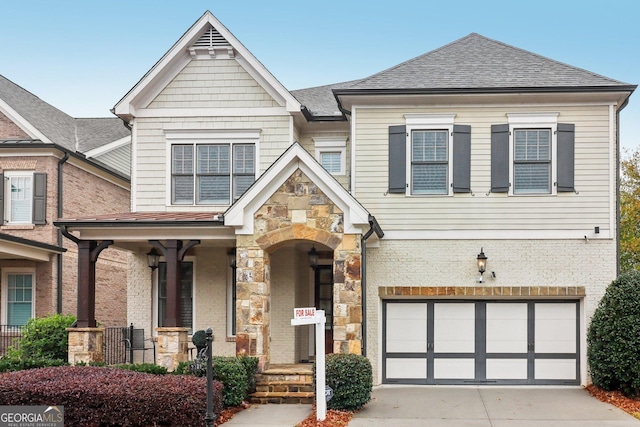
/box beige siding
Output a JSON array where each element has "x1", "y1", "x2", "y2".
[
  {"x1": 148, "y1": 59, "x2": 280, "y2": 109},
  {"x1": 134, "y1": 115, "x2": 290, "y2": 211},
  {"x1": 353, "y1": 105, "x2": 613, "y2": 232},
  {"x1": 298, "y1": 131, "x2": 351, "y2": 190}
]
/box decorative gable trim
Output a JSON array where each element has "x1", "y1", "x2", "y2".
[
  {"x1": 113, "y1": 11, "x2": 301, "y2": 119},
  {"x1": 224, "y1": 142, "x2": 370, "y2": 235}
]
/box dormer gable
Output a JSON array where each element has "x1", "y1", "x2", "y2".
[{"x1": 113, "y1": 11, "x2": 301, "y2": 121}]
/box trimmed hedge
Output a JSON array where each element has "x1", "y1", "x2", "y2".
[
  {"x1": 316, "y1": 353, "x2": 372, "y2": 411},
  {"x1": 588, "y1": 270, "x2": 640, "y2": 396},
  {"x1": 0, "y1": 356, "x2": 67, "y2": 372},
  {"x1": 0, "y1": 366, "x2": 223, "y2": 426}
]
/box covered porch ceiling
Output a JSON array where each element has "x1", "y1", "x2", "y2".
[{"x1": 0, "y1": 232, "x2": 66, "y2": 262}]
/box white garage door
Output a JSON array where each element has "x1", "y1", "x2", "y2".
[{"x1": 383, "y1": 300, "x2": 579, "y2": 385}]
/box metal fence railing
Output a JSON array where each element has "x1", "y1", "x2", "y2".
[
  {"x1": 0, "y1": 325, "x2": 25, "y2": 356},
  {"x1": 103, "y1": 326, "x2": 127, "y2": 365}
]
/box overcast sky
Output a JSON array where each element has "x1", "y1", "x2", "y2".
[{"x1": 2, "y1": 1, "x2": 638, "y2": 150}]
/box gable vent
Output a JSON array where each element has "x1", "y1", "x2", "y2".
[{"x1": 188, "y1": 25, "x2": 235, "y2": 59}]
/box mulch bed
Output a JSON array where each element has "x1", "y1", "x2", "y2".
[
  {"x1": 295, "y1": 406, "x2": 354, "y2": 427},
  {"x1": 586, "y1": 384, "x2": 640, "y2": 419}
]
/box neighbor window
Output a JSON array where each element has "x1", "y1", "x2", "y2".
[
  {"x1": 513, "y1": 129, "x2": 551, "y2": 194},
  {"x1": 4, "y1": 172, "x2": 32, "y2": 223},
  {"x1": 411, "y1": 130, "x2": 449, "y2": 195},
  {"x1": 157, "y1": 261, "x2": 193, "y2": 332},
  {"x1": 171, "y1": 143, "x2": 255, "y2": 205},
  {"x1": 2, "y1": 270, "x2": 34, "y2": 326}
]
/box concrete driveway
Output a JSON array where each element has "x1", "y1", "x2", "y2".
[{"x1": 350, "y1": 386, "x2": 640, "y2": 426}]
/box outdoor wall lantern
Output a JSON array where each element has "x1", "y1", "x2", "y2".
[
  {"x1": 476, "y1": 248, "x2": 487, "y2": 283},
  {"x1": 308, "y1": 246, "x2": 318, "y2": 270},
  {"x1": 147, "y1": 247, "x2": 160, "y2": 271},
  {"x1": 227, "y1": 248, "x2": 236, "y2": 269}
]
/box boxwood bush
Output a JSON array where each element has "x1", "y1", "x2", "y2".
[
  {"x1": 12, "y1": 314, "x2": 76, "y2": 360},
  {"x1": 0, "y1": 356, "x2": 67, "y2": 372},
  {"x1": 316, "y1": 353, "x2": 372, "y2": 411},
  {"x1": 588, "y1": 270, "x2": 640, "y2": 396},
  {"x1": 0, "y1": 366, "x2": 223, "y2": 426}
]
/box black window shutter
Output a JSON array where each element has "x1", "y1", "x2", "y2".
[
  {"x1": 388, "y1": 125, "x2": 407, "y2": 193},
  {"x1": 452, "y1": 125, "x2": 471, "y2": 193},
  {"x1": 32, "y1": 173, "x2": 46, "y2": 225},
  {"x1": 0, "y1": 173, "x2": 4, "y2": 224},
  {"x1": 491, "y1": 124, "x2": 510, "y2": 193},
  {"x1": 557, "y1": 123, "x2": 575, "y2": 192}
]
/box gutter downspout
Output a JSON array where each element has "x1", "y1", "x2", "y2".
[
  {"x1": 57, "y1": 152, "x2": 70, "y2": 313},
  {"x1": 360, "y1": 214, "x2": 384, "y2": 357}
]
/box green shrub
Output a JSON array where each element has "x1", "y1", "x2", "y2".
[
  {"x1": 238, "y1": 355, "x2": 259, "y2": 393},
  {"x1": 212, "y1": 356, "x2": 249, "y2": 407},
  {"x1": 116, "y1": 363, "x2": 168, "y2": 375},
  {"x1": 316, "y1": 353, "x2": 372, "y2": 411},
  {"x1": 588, "y1": 270, "x2": 640, "y2": 396},
  {"x1": 13, "y1": 314, "x2": 76, "y2": 360},
  {"x1": 0, "y1": 356, "x2": 67, "y2": 372},
  {"x1": 174, "y1": 361, "x2": 192, "y2": 375}
]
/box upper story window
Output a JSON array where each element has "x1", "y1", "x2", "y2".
[
  {"x1": 411, "y1": 130, "x2": 449, "y2": 195},
  {"x1": 513, "y1": 129, "x2": 551, "y2": 194},
  {"x1": 166, "y1": 130, "x2": 259, "y2": 206},
  {"x1": 388, "y1": 114, "x2": 471, "y2": 196},
  {"x1": 491, "y1": 113, "x2": 575, "y2": 196},
  {"x1": 0, "y1": 171, "x2": 47, "y2": 225},
  {"x1": 314, "y1": 137, "x2": 347, "y2": 176}
]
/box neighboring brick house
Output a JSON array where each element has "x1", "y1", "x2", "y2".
[
  {"x1": 58, "y1": 11, "x2": 634, "y2": 386},
  {"x1": 0, "y1": 74, "x2": 130, "y2": 327}
]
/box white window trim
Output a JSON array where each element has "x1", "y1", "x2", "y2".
[
  {"x1": 152, "y1": 256, "x2": 196, "y2": 335},
  {"x1": 164, "y1": 130, "x2": 260, "y2": 207},
  {"x1": 1, "y1": 268, "x2": 35, "y2": 325},
  {"x1": 507, "y1": 113, "x2": 559, "y2": 196},
  {"x1": 4, "y1": 171, "x2": 34, "y2": 224},
  {"x1": 313, "y1": 137, "x2": 347, "y2": 176},
  {"x1": 404, "y1": 113, "x2": 456, "y2": 196}
]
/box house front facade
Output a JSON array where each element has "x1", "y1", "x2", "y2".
[
  {"x1": 57, "y1": 11, "x2": 634, "y2": 385},
  {"x1": 0, "y1": 75, "x2": 131, "y2": 329}
]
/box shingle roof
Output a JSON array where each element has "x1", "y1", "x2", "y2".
[
  {"x1": 0, "y1": 74, "x2": 130, "y2": 154},
  {"x1": 294, "y1": 33, "x2": 634, "y2": 118},
  {"x1": 56, "y1": 211, "x2": 223, "y2": 224}
]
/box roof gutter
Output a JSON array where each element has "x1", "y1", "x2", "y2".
[
  {"x1": 361, "y1": 215, "x2": 383, "y2": 357},
  {"x1": 333, "y1": 85, "x2": 638, "y2": 97}
]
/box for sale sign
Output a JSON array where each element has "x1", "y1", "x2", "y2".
[{"x1": 293, "y1": 307, "x2": 316, "y2": 319}]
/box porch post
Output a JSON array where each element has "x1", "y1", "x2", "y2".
[
  {"x1": 164, "y1": 240, "x2": 182, "y2": 327},
  {"x1": 75, "y1": 239, "x2": 113, "y2": 328}
]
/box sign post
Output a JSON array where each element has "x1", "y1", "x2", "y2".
[{"x1": 291, "y1": 307, "x2": 327, "y2": 421}]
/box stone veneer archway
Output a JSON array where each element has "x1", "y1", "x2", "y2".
[{"x1": 234, "y1": 169, "x2": 362, "y2": 370}]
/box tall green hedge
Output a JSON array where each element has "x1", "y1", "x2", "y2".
[
  {"x1": 13, "y1": 314, "x2": 76, "y2": 360},
  {"x1": 588, "y1": 270, "x2": 640, "y2": 396}
]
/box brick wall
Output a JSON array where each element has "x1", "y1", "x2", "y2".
[
  {"x1": 364, "y1": 238, "x2": 616, "y2": 384},
  {"x1": 0, "y1": 112, "x2": 29, "y2": 139}
]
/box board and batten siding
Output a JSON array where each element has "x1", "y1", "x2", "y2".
[{"x1": 352, "y1": 105, "x2": 613, "y2": 234}]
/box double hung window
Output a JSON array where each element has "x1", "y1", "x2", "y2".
[
  {"x1": 2, "y1": 270, "x2": 34, "y2": 326},
  {"x1": 513, "y1": 129, "x2": 551, "y2": 194},
  {"x1": 411, "y1": 130, "x2": 449, "y2": 195},
  {"x1": 171, "y1": 143, "x2": 255, "y2": 205}
]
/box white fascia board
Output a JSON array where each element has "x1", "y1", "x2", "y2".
[
  {"x1": 83, "y1": 136, "x2": 131, "y2": 158},
  {"x1": 0, "y1": 241, "x2": 55, "y2": 262},
  {"x1": 114, "y1": 11, "x2": 300, "y2": 117},
  {"x1": 382, "y1": 229, "x2": 611, "y2": 240},
  {"x1": 225, "y1": 144, "x2": 369, "y2": 234},
  {"x1": 0, "y1": 99, "x2": 54, "y2": 144}
]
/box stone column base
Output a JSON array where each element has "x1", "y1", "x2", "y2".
[
  {"x1": 67, "y1": 327, "x2": 104, "y2": 365},
  {"x1": 156, "y1": 327, "x2": 189, "y2": 371}
]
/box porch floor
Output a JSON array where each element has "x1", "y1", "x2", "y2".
[{"x1": 251, "y1": 363, "x2": 315, "y2": 404}]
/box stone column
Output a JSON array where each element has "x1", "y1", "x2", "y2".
[
  {"x1": 156, "y1": 327, "x2": 189, "y2": 371},
  {"x1": 67, "y1": 327, "x2": 104, "y2": 364},
  {"x1": 235, "y1": 242, "x2": 270, "y2": 372},
  {"x1": 333, "y1": 234, "x2": 363, "y2": 355}
]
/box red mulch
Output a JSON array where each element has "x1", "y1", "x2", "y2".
[
  {"x1": 586, "y1": 384, "x2": 640, "y2": 419},
  {"x1": 215, "y1": 403, "x2": 249, "y2": 426},
  {"x1": 295, "y1": 407, "x2": 353, "y2": 427}
]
